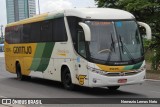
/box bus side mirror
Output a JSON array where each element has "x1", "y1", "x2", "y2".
[
  {"x1": 138, "y1": 22, "x2": 152, "y2": 40},
  {"x1": 79, "y1": 22, "x2": 91, "y2": 41}
]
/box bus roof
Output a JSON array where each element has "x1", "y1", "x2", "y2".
[
  {"x1": 6, "y1": 11, "x2": 64, "y2": 27},
  {"x1": 6, "y1": 8, "x2": 135, "y2": 27},
  {"x1": 65, "y1": 8, "x2": 135, "y2": 20}
]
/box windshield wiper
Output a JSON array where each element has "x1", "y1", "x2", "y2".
[
  {"x1": 111, "y1": 33, "x2": 115, "y2": 52},
  {"x1": 119, "y1": 35, "x2": 135, "y2": 62},
  {"x1": 107, "y1": 33, "x2": 115, "y2": 61}
]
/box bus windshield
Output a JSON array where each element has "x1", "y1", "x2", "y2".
[{"x1": 85, "y1": 20, "x2": 143, "y2": 62}]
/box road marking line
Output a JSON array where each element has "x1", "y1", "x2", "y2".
[{"x1": 145, "y1": 79, "x2": 160, "y2": 82}]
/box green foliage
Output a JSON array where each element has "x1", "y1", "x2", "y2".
[
  {"x1": 143, "y1": 37, "x2": 160, "y2": 70},
  {"x1": 151, "y1": 48, "x2": 160, "y2": 70},
  {"x1": 95, "y1": 0, "x2": 119, "y2": 8},
  {"x1": 148, "y1": 36, "x2": 160, "y2": 70},
  {"x1": 118, "y1": 0, "x2": 160, "y2": 34},
  {"x1": 95, "y1": 0, "x2": 106, "y2": 7},
  {"x1": 119, "y1": 0, "x2": 156, "y2": 11},
  {"x1": 143, "y1": 39, "x2": 153, "y2": 64},
  {"x1": 144, "y1": 49, "x2": 153, "y2": 63},
  {"x1": 95, "y1": 0, "x2": 160, "y2": 70},
  {"x1": 143, "y1": 38, "x2": 151, "y2": 50}
]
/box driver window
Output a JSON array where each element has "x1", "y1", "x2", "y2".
[{"x1": 78, "y1": 30, "x2": 86, "y2": 58}]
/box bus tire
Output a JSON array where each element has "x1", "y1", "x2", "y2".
[
  {"x1": 107, "y1": 86, "x2": 120, "y2": 91},
  {"x1": 62, "y1": 68, "x2": 74, "y2": 90},
  {"x1": 16, "y1": 62, "x2": 25, "y2": 81}
]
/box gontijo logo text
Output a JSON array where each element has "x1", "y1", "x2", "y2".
[{"x1": 13, "y1": 46, "x2": 32, "y2": 54}]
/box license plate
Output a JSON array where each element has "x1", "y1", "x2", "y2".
[{"x1": 118, "y1": 79, "x2": 127, "y2": 83}]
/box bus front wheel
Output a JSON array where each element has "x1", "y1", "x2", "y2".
[
  {"x1": 107, "y1": 86, "x2": 120, "y2": 91},
  {"x1": 62, "y1": 68, "x2": 74, "y2": 90}
]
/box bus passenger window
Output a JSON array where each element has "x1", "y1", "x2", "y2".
[
  {"x1": 23, "y1": 24, "x2": 31, "y2": 43},
  {"x1": 78, "y1": 30, "x2": 86, "y2": 58},
  {"x1": 41, "y1": 21, "x2": 52, "y2": 42}
]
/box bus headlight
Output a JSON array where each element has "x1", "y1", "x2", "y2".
[
  {"x1": 87, "y1": 66, "x2": 108, "y2": 75},
  {"x1": 135, "y1": 65, "x2": 146, "y2": 72},
  {"x1": 140, "y1": 65, "x2": 146, "y2": 71}
]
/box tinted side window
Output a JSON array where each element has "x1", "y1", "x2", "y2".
[
  {"x1": 67, "y1": 17, "x2": 77, "y2": 43},
  {"x1": 78, "y1": 30, "x2": 86, "y2": 58},
  {"x1": 6, "y1": 17, "x2": 68, "y2": 43},
  {"x1": 14, "y1": 26, "x2": 21, "y2": 43},
  {"x1": 23, "y1": 24, "x2": 31, "y2": 43},
  {"x1": 41, "y1": 21, "x2": 52, "y2": 42},
  {"x1": 11, "y1": 28, "x2": 16, "y2": 43},
  {"x1": 31, "y1": 22, "x2": 41, "y2": 43},
  {"x1": 5, "y1": 26, "x2": 20, "y2": 44},
  {"x1": 5, "y1": 27, "x2": 10, "y2": 43},
  {"x1": 52, "y1": 18, "x2": 67, "y2": 42}
]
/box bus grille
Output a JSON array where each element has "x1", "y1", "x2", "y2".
[{"x1": 105, "y1": 71, "x2": 139, "y2": 76}]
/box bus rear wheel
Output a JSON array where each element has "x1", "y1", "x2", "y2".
[
  {"x1": 107, "y1": 86, "x2": 120, "y2": 91},
  {"x1": 16, "y1": 63, "x2": 31, "y2": 81},
  {"x1": 62, "y1": 68, "x2": 74, "y2": 90},
  {"x1": 16, "y1": 63, "x2": 23, "y2": 80}
]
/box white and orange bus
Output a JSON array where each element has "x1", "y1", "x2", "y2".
[{"x1": 5, "y1": 8, "x2": 151, "y2": 90}]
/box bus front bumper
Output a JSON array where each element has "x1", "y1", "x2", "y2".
[{"x1": 89, "y1": 70, "x2": 145, "y2": 87}]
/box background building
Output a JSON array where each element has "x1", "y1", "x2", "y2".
[{"x1": 6, "y1": 0, "x2": 36, "y2": 24}]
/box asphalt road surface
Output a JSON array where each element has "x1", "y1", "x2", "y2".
[{"x1": 0, "y1": 56, "x2": 160, "y2": 107}]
